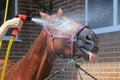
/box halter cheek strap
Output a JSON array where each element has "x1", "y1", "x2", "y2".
[
  {"x1": 71, "y1": 26, "x2": 86, "y2": 57},
  {"x1": 43, "y1": 26, "x2": 71, "y2": 57},
  {"x1": 43, "y1": 25, "x2": 85, "y2": 58}
]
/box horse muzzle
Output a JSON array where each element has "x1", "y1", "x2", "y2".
[{"x1": 74, "y1": 29, "x2": 99, "y2": 62}]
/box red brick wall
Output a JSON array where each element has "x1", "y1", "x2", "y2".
[{"x1": 0, "y1": 0, "x2": 120, "y2": 80}]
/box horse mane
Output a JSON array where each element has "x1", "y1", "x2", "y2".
[
  {"x1": 25, "y1": 28, "x2": 47, "y2": 58},
  {"x1": 0, "y1": 28, "x2": 54, "y2": 79}
]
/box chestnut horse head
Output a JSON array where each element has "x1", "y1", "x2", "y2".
[
  {"x1": 38, "y1": 9, "x2": 99, "y2": 62},
  {"x1": 0, "y1": 9, "x2": 99, "y2": 80}
]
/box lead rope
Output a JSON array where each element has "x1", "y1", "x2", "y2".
[
  {"x1": 76, "y1": 64, "x2": 83, "y2": 80},
  {"x1": 77, "y1": 70, "x2": 83, "y2": 80},
  {"x1": 45, "y1": 59, "x2": 97, "y2": 80},
  {"x1": 75, "y1": 62, "x2": 97, "y2": 80},
  {"x1": 45, "y1": 59, "x2": 75, "y2": 80}
]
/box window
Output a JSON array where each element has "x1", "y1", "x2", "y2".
[
  {"x1": 85, "y1": 0, "x2": 120, "y2": 34},
  {"x1": 118, "y1": 0, "x2": 120, "y2": 24},
  {"x1": 0, "y1": 0, "x2": 18, "y2": 40}
]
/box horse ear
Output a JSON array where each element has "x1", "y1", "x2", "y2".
[
  {"x1": 57, "y1": 8, "x2": 64, "y2": 17},
  {"x1": 39, "y1": 10, "x2": 50, "y2": 20}
]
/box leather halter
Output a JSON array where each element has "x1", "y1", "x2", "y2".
[{"x1": 43, "y1": 25, "x2": 86, "y2": 58}]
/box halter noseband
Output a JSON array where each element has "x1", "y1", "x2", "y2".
[{"x1": 43, "y1": 25, "x2": 86, "y2": 58}]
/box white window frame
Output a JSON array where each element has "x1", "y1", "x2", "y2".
[
  {"x1": 3, "y1": 0, "x2": 18, "y2": 41},
  {"x1": 85, "y1": 0, "x2": 120, "y2": 34}
]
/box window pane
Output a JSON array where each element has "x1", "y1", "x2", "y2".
[
  {"x1": 0, "y1": 0, "x2": 15, "y2": 36},
  {"x1": 118, "y1": 0, "x2": 120, "y2": 24},
  {"x1": 88, "y1": 0, "x2": 113, "y2": 29}
]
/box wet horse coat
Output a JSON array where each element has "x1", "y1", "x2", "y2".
[
  {"x1": 0, "y1": 28, "x2": 56, "y2": 80},
  {"x1": 0, "y1": 9, "x2": 99, "y2": 80}
]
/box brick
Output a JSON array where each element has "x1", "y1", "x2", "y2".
[{"x1": 109, "y1": 73, "x2": 119, "y2": 77}]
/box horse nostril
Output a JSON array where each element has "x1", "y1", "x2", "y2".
[
  {"x1": 84, "y1": 35, "x2": 92, "y2": 43},
  {"x1": 86, "y1": 35, "x2": 92, "y2": 40}
]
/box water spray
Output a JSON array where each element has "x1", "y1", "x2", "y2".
[{"x1": 31, "y1": 18, "x2": 48, "y2": 26}]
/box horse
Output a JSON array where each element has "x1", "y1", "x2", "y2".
[{"x1": 0, "y1": 9, "x2": 99, "y2": 80}]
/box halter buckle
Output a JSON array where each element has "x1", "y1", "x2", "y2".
[{"x1": 70, "y1": 35, "x2": 77, "y2": 41}]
